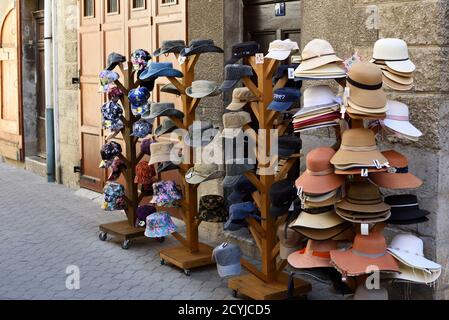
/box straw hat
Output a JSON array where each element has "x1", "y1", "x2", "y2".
[
  {"x1": 291, "y1": 223, "x2": 351, "y2": 241},
  {"x1": 288, "y1": 239, "x2": 338, "y2": 269},
  {"x1": 296, "y1": 39, "x2": 343, "y2": 72},
  {"x1": 381, "y1": 100, "x2": 422, "y2": 138},
  {"x1": 290, "y1": 206, "x2": 345, "y2": 230},
  {"x1": 337, "y1": 181, "x2": 390, "y2": 213}
]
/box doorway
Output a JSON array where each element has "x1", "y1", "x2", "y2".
[{"x1": 34, "y1": 6, "x2": 46, "y2": 159}]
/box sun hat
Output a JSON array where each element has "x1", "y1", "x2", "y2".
[
  {"x1": 131, "y1": 49, "x2": 151, "y2": 71},
  {"x1": 185, "y1": 163, "x2": 225, "y2": 185},
  {"x1": 130, "y1": 119, "x2": 153, "y2": 138},
  {"x1": 198, "y1": 195, "x2": 228, "y2": 223},
  {"x1": 381, "y1": 73, "x2": 414, "y2": 91},
  {"x1": 107, "y1": 158, "x2": 127, "y2": 181},
  {"x1": 101, "y1": 142, "x2": 122, "y2": 161},
  {"x1": 136, "y1": 205, "x2": 157, "y2": 227},
  {"x1": 184, "y1": 121, "x2": 220, "y2": 147},
  {"x1": 107, "y1": 87, "x2": 125, "y2": 102},
  {"x1": 369, "y1": 150, "x2": 422, "y2": 190},
  {"x1": 372, "y1": 38, "x2": 416, "y2": 74},
  {"x1": 155, "y1": 119, "x2": 178, "y2": 137},
  {"x1": 303, "y1": 190, "x2": 340, "y2": 208},
  {"x1": 157, "y1": 161, "x2": 179, "y2": 174},
  {"x1": 294, "y1": 64, "x2": 346, "y2": 80},
  {"x1": 224, "y1": 202, "x2": 260, "y2": 231},
  {"x1": 102, "y1": 182, "x2": 126, "y2": 211},
  {"x1": 149, "y1": 142, "x2": 175, "y2": 165},
  {"x1": 106, "y1": 52, "x2": 126, "y2": 71},
  {"x1": 128, "y1": 87, "x2": 151, "y2": 107},
  {"x1": 185, "y1": 80, "x2": 221, "y2": 99},
  {"x1": 212, "y1": 243, "x2": 242, "y2": 278},
  {"x1": 345, "y1": 107, "x2": 386, "y2": 121},
  {"x1": 330, "y1": 128, "x2": 388, "y2": 168},
  {"x1": 347, "y1": 61, "x2": 387, "y2": 109},
  {"x1": 386, "y1": 261, "x2": 441, "y2": 285},
  {"x1": 277, "y1": 223, "x2": 304, "y2": 260},
  {"x1": 268, "y1": 87, "x2": 301, "y2": 112},
  {"x1": 226, "y1": 41, "x2": 261, "y2": 65},
  {"x1": 152, "y1": 40, "x2": 186, "y2": 57},
  {"x1": 381, "y1": 100, "x2": 422, "y2": 138},
  {"x1": 336, "y1": 208, "x2": 391, "y2": 224},
  {"x1": 337, "y1": 181, "x2": 390, "y2": 214},
  {"x1": 330, "y1": 228, "x2": 400, "y2": 277},
  {"x1": 290, "y1": 206, "x2": 346, "y2": 230},
  {"x1": 384, "y1": 194, "x2": 429, "y2": 225},
  {"x1": 288, "y1": 240, "x2": 338, "y2": 269},
  {"x1": 265, "y1": 39, "x2": 299, "y2": 61},
  {"x1": 269, "y1": 179, "x2": 297, "y2": 217},
  {"x1": 353, "y1": 284, "x2": 388, "y2": 300},
  {"x1": 301, "y1": 85, "x2": 341, "y2": 110},
  {"x1": 222, "y1": 160, "x2": 256, "y2": 188},
  {"x1": 144, "y1": 211, "x2": 177, "y2": 238},
  {"x1": 222, "y1": 111, "x2": 252, "y2": 138},
  {"x1": 226, "y1": 87, "x2": 258, "y2": 111},
  {"x1": 139, "y1": 62, "x2": 183, "y2": 81},
  {"x1": 147, "y1": 102, "x2": 184, "y2": 120},
  {"x1": 180, "y1": 39, "x2": 223, "y2": 57},
  {"x1": 151, "y1": 181, "x2": 183, "y2": 207},
  {"x1": 227, "y1": 175, "x2": 258, "y2": 204},
  {"x1": 292, "y1": 223, "x2": 351, "y2": 241},
  {"x1": 134, "y1": 161, "x2": 156, "y2": 185},
  {"x1": 381, "y1": 68, "x2": 414, "y2": 85},
  {"x1": 295, "y1": 39, "x2": 343, "y2": 72},
  {"x1": 219, "y1": 64, "x2": 254, "y2": 92},
  {"x1": 278, "y1": 135, "x2": 302, "y2": 158}
]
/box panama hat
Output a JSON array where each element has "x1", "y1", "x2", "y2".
[
  {"x1": 185, "y1": 163, "x2": 225, "y2": 185},
  {"x1": 265, "y1": 39, "x2": 299, "y2": 61},
  {"x1": 337, "y1": 181, "x2": 390, "y2": 213},
  {"x1": 381, "y1": 100, "x2": 422, "y2": 138},
  {"x1": 277, "y1": 223, "x2": 304, "y2": 260},
  {"x1": 296, "y1": 39, "x2": 343, "y2": 72},
  {"x1": 288, "y1": 240, "x2": 338, "y2": 269},
  {"x1": 384, "y1": 194, "x2": 430, "y2": 225},
  {"x1": 372, "y1": 38, "x2": 416, "y2": 74},
  {"x1": 186, "y1": 80, "x2": 221, "y2": 99}
]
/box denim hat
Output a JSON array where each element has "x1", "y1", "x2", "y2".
[
  {"x1": 198, "y1": 195, "x2": 228, "y2": 223},
  {"x1": 101, "y1": 141, "x2": 122, "y2": 161},
  {"x1": 269, "y1": 179, "x2": 297, "y2": 217},
  {"x1": 139, "y1": 62, "x2": 183, "y2": 81},
  {"x1": 128, "y1": 87, "x2": 151, "y2": 107},
  {"x1": 161, "y1": 83, "x2": 181, "y2": 96},
  {"x1": 222, "y1": 160, "x2": 255, "y2": 188},
  {"x1": 268, "y1": 87, "x2": 301, "y2": 111},
  {"x1": 219, "y1": 64, "x2": 254, "y2": 92},
  {"x1": 180, "y1": 39, "x2": 224, "y2": 57},
  {"x1": 136, "y1": 205, "x2": 157, "y2": 227},
  {"x1": 153, "y1": 40, "x2": 186, "y2": 57},
  {"x1": 99, "y1": 70, "x2": 119, "y2": 92},
  {"x1": 157, "y1": 161, "x2": 179, "y2": 174},
  {"x1": 102, "y1": 182, "x2": 126, "y2": 211},
  {"x1": 107, "y1": 158, "x2": 127, "y2": 182},
  {"x1": 226, "y1": 41, "x2": 261, "y2": 65},
  {"x1": 144, "y1": 212, "x2": 177, "y2": 238},
  {"x1": 212, "y1": 243, "x2": 242, "y2": 278},
  {"x1": 227, "y1": 175, "x2": 258, "y2": 204},
  {"x1": 186, "y1": 80, "x2": 221, "y2": 99},
  {"x1": 147, "y1": 103, "x2": 184, "y2": 120},
  {"x1": 155, "y1": 119, "x2": 178, "y2": 137},
  {"x1": 101, "y1": 101, "x2": 123, "y2": 121},
  {"x1": 108, "y1": 87, "x2": 125, "y2": 102},
  {"x1": 131, "y1": 119, "x2": 153, "y2": 138},
  {"x1": 278, "y1": 135, "x2": 302, "y2": 158},
  {"x1": 131, "y1": 49, "x2": 151, "y2": 71},
  {"x1": 224, "y1": 202, "x2": 260, "y2": 231},
  {"x1": 106, "y1": 52, "x2": 126, "y2": 71},
  {"x1": 184, "y1": 121, "x2": 220, "y2": 147}
]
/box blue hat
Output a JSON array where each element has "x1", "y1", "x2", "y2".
[
  {"x1": 227, "y1": 176, "x2": 258, "y2": 204},
  {"x1": 268, "y1": 87, "x2": 301, "y2": 111},
  {"x1": 128, "y1": 87, "x2": 151, "y2": 107},
  {"x1": 224, "y1": 202, "x2": 260, "y2": 231},
  {"x1": 131, "y1": 119, "x2": 153, "y2": 138},
  {"x1": 212, "y1": 243, "x2": 242, "y2": 278},
  {"x1": 139, "y1": 62, "x2": 183, "y2": 81}
]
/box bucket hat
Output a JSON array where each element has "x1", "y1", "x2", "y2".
[
  {"x1": 131, "y1": 49, "x2": 151, "y2": 71},
  {"x1": 288, "y1": 240, "x2": 338, "y2": 269},
  {"x1": 136, "y1": 205, "x2": 157, "y2": 227},
  {"x1": 384, "y1": 194, "x2": 430, "y2": 225},
  {"x1": 296, "y1": 147, "x2": 344, "y2": 195},
  {"x1": 161, "y1": 83, "x2": 181, "y2": 96},
  {"x1": 337, "y1": 181, "x2": 390, "y2": 214},
  {"x1": 140, "y1": 183, "x2": 154, "y2": 197},
  {"x1": 107, "y1": 158, "x2": 127, "y2": 181},
  {"x1": 222, "y1": 160, "x2": 256, "y2": 188},
  {"x1": 108, "y1": 87, "x2": 125, "y2": 103},
  {"x1": 226, "y1": 41, "x2": 261, "y2": 65},
  {"x1": 347, "y1": 61, "x2": 387, "y2": 109},
  {"x1": 212, "y1": 243, "x2": 242, "y2": 278},
  {"x1": 139, "y1": 62, "x2": 183, "y2": 81},
  {"x1": 186, "y1": 80, "x2": 221, "y2": 99},
  {"x1": 301, "y1": 85, "x2": 341, "y2": 110},
  {"x1": 102, "y1": 182, "x2": 126, "y2": 211},
  {"x1": 331, "y1": 128, "x2": 388, "y2": 169},
  {"x1": 185, "y1": 163, "x2": 225, "y2": 185},
  {"x1": 151, "y1": 181, "x2": 183, "y2": 207},
  {"x1": 381, "y1": 100, "x2": 422, "y2": 138},
  {"x1": 157, "y1": 161, "x2": 179, "y2": 174},
  {"x1": 224, "y1": 202, "x2": 260, "y2": 231},
  {"x1": 227, "y1": 175, "x2": 258, "y2": 204},
  {"x1": 101, "y1": 141, "x2": 122, "y2": 161},
  {"x1": 278, "y1": 135, "x2": 302, "y2": 158},
  {"x1": 277, "y1": 223, "x2": 304, "y2": 260},
  {"x1": 198, "y1": 195, "x2": 228, "y2": 223},
  {"x1": 134, "y1": 161, "x2": 156, "y2": 185},
  {"x1": 147, "y1": 103, "x2": 184, "y2": 120},
  {"x1": 372, "y1": 38, "x2": 415, "y2": 74},
  {"x1": 155, "y1": 119, "x2": 178, "y2": 137},
  {"x1": 222, "y1": 111, "x2": 252, "y2": 138},
  {"x1": 144, "y1": 212, "x2": 177, "y2": 238},
  {"x1": 128, "y1": 87, "x2": 151, "y2": 107},
  {"x1": 296, "y1": 39, "x2": 343, "y2": 72},
  {"x1": 268, "y1": 87, "x2": 301, "y2": 112},
  {"x1": 353, "y1": 284, "x2": 388, "y2": 300},
  {"x1": 265, "y1": 39, "x2": 299, "y2": 61},
  {"x1": 184, "y1": 121, "x2": 220, "y2": 147},
  {"x1": 101, "y1": 101, "x2": 123, "y2": 121},
  {"x1": 330, "y1": 228, "x2": 400, "y2": 277},
  {"x1": 152, "y1": 40, "x2": 186, "y2": 57},
  {"x1": 219, "y1": 64, "x2": 254, "y2": 92},
  {"x1": 106, "y1": 52, "x2": 126, "y2": 71},
  {"x1": 269, "y1": 179, "x2": 297, "y2": 217},
  {"x1": 131, "y1": 119, "x2": 153, "y2": 138},
  {"x1": 180, "y1": 39, "x2": 223, "y2": 57},
  {"x1": 369, "y1": 150, "x2": 422, "y2": 190},
  {"x1": 290, "y1": 206, "x2": 345, "y2": 230},
  {"x1": 227, "y1": 87, "x2": 258, "y2": 111},
  {"x1": 149, "y1": 142, "x2": 175, "y2": 165}
]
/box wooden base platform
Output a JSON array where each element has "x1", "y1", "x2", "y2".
[
  {"x1": 228, "y1": 273, "x2": 311, "y2": 300},
  {"x1": 159, "y1": 243, "x2": 214, "y2": 276},
  {"x1": 99, "y1": 220, "x2": 146, "y2": 250}
]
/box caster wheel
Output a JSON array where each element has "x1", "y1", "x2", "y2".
[
  {"x1": 157, "y1": 237, "x2": 165, "y2": 243},
  {"x1": 184, "y1": 269, "x2": 191, "y2": 277},
  {"x1": 232, "y1": 290, "x2": 238, "y2": 298},
  {"x1": 160, "y1": 259, "x2": 166, "y2": 266},
  {"x1": 99, "y1": 232, "x2": 107, "y2": 241},
  {"x1": 122, "y1": 240, "x2": 130, "y2": 250}
]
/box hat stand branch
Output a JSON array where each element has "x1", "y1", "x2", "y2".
[{"x1": 228, "y1": 56, "x2": 311, "y2": 300}]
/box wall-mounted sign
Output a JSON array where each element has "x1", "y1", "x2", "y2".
[{"x1": 275, "y1": 3, "x2": 286, "y2": 17}]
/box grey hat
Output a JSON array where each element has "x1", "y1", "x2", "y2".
[
  {"x1": 219, "y1": 64, "x2": 254, "y2": 92},
  {"x1": 155, "y1": 119, "x2": 178, "y2": 137},
  {"x1": 184, "y1": 121, "x2": 220, "y2": 147},
  {"x1": 153, "y1": 40, "x2": 186, "y2": 57},
  {"x1": 180, "y1": 39, "x2": 224, "y2": 57},
  {"x1": 148, "y1": 103, "x2": 184, "y2": 120},
  {"x1": 161, "y1": 83, "x2": 181, "y2": 96},
  {"x1": 212, "y1": 243, "x2": 242, "y2": 278},
  {"x1": 186, "y1": 80, "x2": 221, "y2": 99},
  {"x1": 106, "y1": 52, "x2": 126, "y2": 71},
  {"x1": 222, "y1": 160, "x2": 255, "y2": 188},
  {"x1": 157, "y1": 161, "x2": 179, "y2": 174}
]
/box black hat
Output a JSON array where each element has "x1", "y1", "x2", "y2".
[
  {"x1": 385, "y1": 194, "x2": 430, "y2": 225},
  {"x1": 180, "y1": 39, "x2": 224, "y2": 57},
  {"x1": 226, "y1": 41, "x2": 261, "y2": 65},
  {"x1": 153, "y1": 40, "x2": 186, "y2": 57},
  {"x1": 269, "y1": 179, "x2": 297, "y2": 217},
  {"x1": 106, "y1": 52, "x2": 126, "y2": 71},
  {"x1": 161, "y1": 83, "x2": 181, "y2": 96},
  {"x1": 157, "y1": 161, "x2": 179, "y2": 174},
  {"x1": 278, "y1": 135, "x2": 302, "y2": 158},
  {"x1": 227, "y1": 175, "x2": 258, "y2": 204}
]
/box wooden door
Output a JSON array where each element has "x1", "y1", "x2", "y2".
[
  {"x1": 0, "y1": 2, "x2": 23, "y2": 161},
  {"x1": 34, "y1": 10, "x2": 46, "y2": 158}
]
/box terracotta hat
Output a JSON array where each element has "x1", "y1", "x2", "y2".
[
  {"x1": 287, "y1": 239, "x2": 338, "y2": 269},
  {"x1": 337, "y1": 181, "x2": 390, "y2": 213},
  {"x1": 296, "y1": 39, "x2": 343, "y2": 72},
  {"x1": 295, "y1": 147, "x2": 345, "y2": 195},
  {"x1": 330, "y1": 227, "x2": 400, "y2": 277},
  {"x1": 369, "y1": 150, "x2": 422, "y2": 190},
  {"x1": 227, "y1": 87, "x2": 258, "y2": 111},
  {"x1": 347, "y1": 61, "x2": 387, "y2": 109},
  {"x1": 331, "y1": 128, "x2": 388, "y2": 168},
  {"x1": 277, "y1": 223, "x2": 304, "y2": 260},
  {"x1": 134, "y1": 161, "x2": 156, "y2": 185}
]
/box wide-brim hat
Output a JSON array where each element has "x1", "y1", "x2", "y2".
[
  {"x1": 334, "y1": 166, "x2": 387, "y2": 175},
  {"x1": 345, "y1": 107, "x2": 386, "y2": 121},
  {"x1": 148, "y1": 107, "x2": 184, "y2": 120},
  {"x1": 369, "y1": 169, "x2": 422, "y2": 190},
  {"x1": 388, "y1": 248, "x2": 441, "y2": 271},
  {"x1": 304, "y1": 193, "x2": 339, "y2": 208},
  {"x1": 384, "y1": 59, "x2": 416, "y2": 75},
  {"x1": 386, "y1": 261, "x2": 441, "y2": 284},
  {"x1": 290, "y1": 209, "x2": 345, "y2": 230},
  {"x1": 337, "y1": 198, "x2": 390, "y2": 214},
  {"x1": 152, "y1": 40, "x2": 186, "y2": 57},
  {"x1": 181, "y1": 40, "x2": 224, "y2": 57},
  {"x1": 331, "y1": 150, "x2": 388, "y2": 168},
  {"x1": 336, "y1": 208, "x2": 391, "y2": 224},
  {"x1": 185, "y1": 83, "x2": 221, "y2": 99},
  {"x1": 292, "y1": 223, "x2": 350, "y2": 241},
  {"x1": 297, "y1": 57, "x2": 343, "y2": 73},
  {"x1": 287, "y1": 240, "x2": 338, "y2": 269},
  {"x1": 383, "y1": 117, "x2": 422, "y2": 137},
  {"x1": 382, "y1": 75, "x2": 414, "y2": 91},
  {"x1": 157, "y1": 161, "x2": 179, "y2": 174},
  {"x1": 347, "y1": 84, "x2": 387, "y2": 109},
  {"x1": 139, "y1": 65, "x2": 183, "y2": 81},
  {"x1": 347, "y1": 99, "x2": 389, "y2": 113},
  {"x1": 161, "y1": 83, "x2": 181, "y2": 96},
  {"x1": 295, "y1": 171, "x2": 344, "y2": 195},
  {"x1": 382, "y1": 69, "x2": 413, "y2": 85}
]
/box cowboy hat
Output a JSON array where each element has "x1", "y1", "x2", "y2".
[{"x1": 384, "y1": 194, "x2": 430, "y2": 225}]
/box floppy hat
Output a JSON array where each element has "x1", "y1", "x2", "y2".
[
  {"x1": 136, "y1": 205, "x2": 157, "y2": 228},
  {"x1": 227, "y1": 87, "x2": 258, "y2": 111},
  {"x1": 212, "y1": 243, "x2": 242, "y2": 278},
  {"x1": 278, "y1": 135, "x2": 302, "y2": 158},
  {"x1": 184, "y1": 121, "x2": 220, "y2": 147},
  {"x1": 337, "y1": 181, "x2": 390, "y2": 213},
  {"x1": 288, "y1": 240, "x2": 338, "y2": 269},
  {"x1": 186, "y1": 80, "x2": 221, "y2": 99},
  {"x1": 335, "y1": 208, "x2": 391, "y2": 224},
  {"x1": 147, "y1": 103, "x2": 184, "y2": 120},
  {"x1": 152, "y1": 40, "x2": 186, "y2": 57},
  {"x1": 108, "y1": 87, "x2": 125, "y2": 103},
  {"x1": 134, "y1": 161, "x2": 156, "y2": 185},
  {"x1": 290, "y1": 206, "x2": 345, "y2": 230},
  {"x1": 372, "y1": 38, "x2": 416, "y2": 74},
  {"x1": 224, "y1": 202, "x2": 260, "y2": 231},
  {"x1": 330, "y1": 128, "x2": 388, "y2": 168},
  {"x1": 180, "y1": 39, "x2": 224, "y2": 57},
  {"x1": 139, "y1": 62, "x2": 183, "y2": 81},
  {"x1": 106, "y1": 52, "x2": 126, "y2": 71},
  {"x1": 381, "y1": 100, "x2": 422, "y2": 138},
  {"x1": 149, "y1": 142, "x2": 175, "y2": 165},
  {"x1": 295, "y1": 39, "x2": 343, "y2": 72},
  {"x1": 226, "y1": 41, "x2": 261, "y2": 65},
  {"x1": 99, "y1": 70, "x2": 119, "y2": 92},
  {"x1": 387, "y1": 261, "x2": 441, "y2": 284},
  {"x1": 185, "y1": 163, "x2": 225, "y2": 185},
  {"x1": 384, "y1": 194, "x2": 429, "y2": 225},
  {"x1": 222, "y1": 111, "x2": 252, "y2": 138},
  {"x1": 269, "y1": 179, "x2": 297, "y2": 217},
  {"x1": 161, "y1": 83, "x2": 181, "y2": 96},
  {"x1": 292, "y1": 223, "x2": 351, "y2": 241},
  {"x1": 144, "y1": 212, "x2": 177, "y2": 238},
  {"x1": 222, "y1": 161, "x2": 255, "y2": 188},
  {"x1": 347, "y1": 61, "x2": 387, "y2": 109},
  {"x1": 131, "y1": 49, "x2": 151, "y2": 72},
  {"x1": 330, "y1": 228, "x2": 400, "y2": 277},
  {"x1": 265, "y1": 39, "x2": 299, "y2": 61},
  {"x1": 353, "y1": 284, "x2": 388, "y2": 300},
  {"x1": 277, "y1": 223, "x2": 304, "y2": 260},
  {"x1": 268, "y1": 87, "x2": 301, "y2": 112},
  {"x1": 198, "y1": 195, "x2": 228, "y2": 223},
  {"x1": 155, "y1": 119, "x2": 178, "y2": 137},
  {"x1": 219, "y1": 64, "x2": 253, "y2": 92},
  {"x1": 369, "y1": 150, "x2": 423, "y2": 190},
  {"x1": 157, "y1": 161, "x2": 179, "y2": 174}
]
